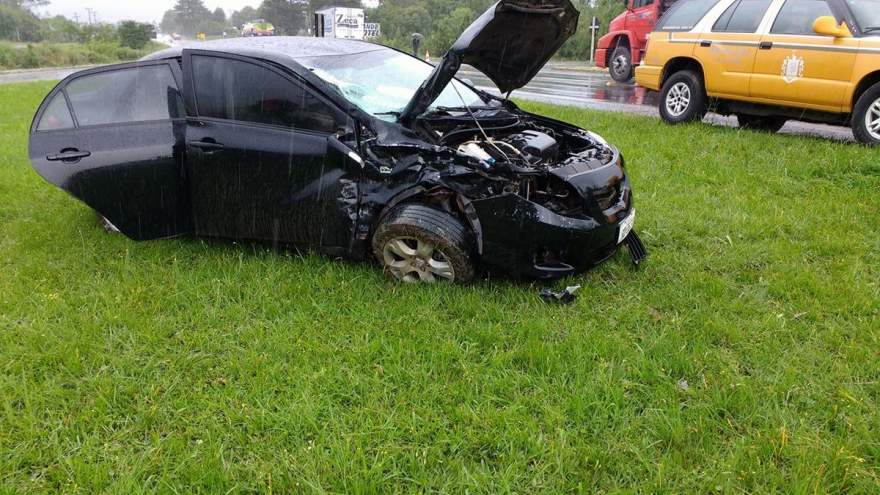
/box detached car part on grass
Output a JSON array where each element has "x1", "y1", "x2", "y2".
[{"x1": 28, "y1": 0, "x2": 647, "y2": 284}]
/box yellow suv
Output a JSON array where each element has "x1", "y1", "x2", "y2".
[{"x1": 635, "y1": 0, "x2": 880, "y2": 145}]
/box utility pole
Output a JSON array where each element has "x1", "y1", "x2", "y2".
[
  {"x1": 73, "y1": 12, "x2": 80, "y2": 24},
  {"x1": 85, "y1": 8, "x2": 96, "y2": 25}
]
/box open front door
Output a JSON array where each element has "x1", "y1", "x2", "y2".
[{"x1": 28, "y1": 60, "x2": 192, "y2": 240}]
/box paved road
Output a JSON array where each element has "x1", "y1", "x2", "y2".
[
  {"x1": 0, "y1": 65, "x2": 96, "y2": 85},
  {"x1": 0, "y1": 62, "x2": 854, "y2": 142}
]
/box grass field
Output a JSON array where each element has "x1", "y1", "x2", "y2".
[{"x1": 1, "y1": 81, "x2": 878, "y2": 493}]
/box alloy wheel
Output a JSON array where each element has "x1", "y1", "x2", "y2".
[
  {"x1": 866, "y1": 97, "x2": 880, "y2": 141},
  {"x1": 382, "y1": 237, "x2": 455, "y2": 283},
  {"x1": 665, "y1": 82, "x2": 691, "y2": 117},
  {"x1": 612, "y1": 55, "x2": 629, "y2": 78}
]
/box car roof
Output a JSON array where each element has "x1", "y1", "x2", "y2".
[{"x1": 141, "y1": 36, "x2": 388, "y2": 65}]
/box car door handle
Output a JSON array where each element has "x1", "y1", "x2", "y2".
[
  {"x1": 759, "y1": 41, "x2": 773, "y2": 50},
  {"x1": 46, "y1": 150, "x2": 91, "y2": 162},
  {"x1": 700, "y1": 40, "x2": 712, "y2": 47},
  {"x1": 189, "y1": 140, "x2": 225, "y2": 152}
]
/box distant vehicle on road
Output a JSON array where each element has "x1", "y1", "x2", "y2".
[
  {"x1": 595, "y1": 0, "x2": 680, "y2": 82},
  {"x1": 315, "y1": 7, "x2": 366, "y2": 39},
  {"x1": 242, "y1": 19, "x2": 275, "y2": 37},
  {"x1": 636, "y1": 0, "x2": 880, "y2": 145}
]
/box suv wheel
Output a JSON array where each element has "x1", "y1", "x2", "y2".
[
  {"x1": 736, "y1": 114, "x2": 788, "y2": 133},
  {"x1": 609, "y1": 46, "x2": 633, "y2": 83},
  {"x1": 852, "y1": 83, "x2": 880, "y2": 146},
  {"x1": 372, "y1": 204, "x2": 475, "y2": 284},
  {"x1": 659, "y1": 70, "x2": 708, "y2": 124}
]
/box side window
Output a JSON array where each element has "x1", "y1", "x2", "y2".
[
  {"x1": 191, "y1": 55, "x2": 339, "y2": 134},
  {"x1": 713, "y1": 0, "x2": 773, "y2": 32},
  {"x1": 66, "y1": 65, "x2": 181, "y2": 127},
  {"x1": 37, "y1": 93, "x2": 74, "y2": 131},
  {"x1": 770, "y1": 0, "x2": 834, "y2": 35},
  {"x1": 655, "y1": 0, "x2": 720, "y2": 31},
  {"x1": 634, "y1": 0, "x2": 655, "y2": 7}
]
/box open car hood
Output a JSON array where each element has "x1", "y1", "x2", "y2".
[{"x1": 400, "y1": 0, "x2": 579, "y2": 126}]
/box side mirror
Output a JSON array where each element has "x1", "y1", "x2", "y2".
[{"x1": 813, "y1": 16, "x2": 851, "y2": 38}]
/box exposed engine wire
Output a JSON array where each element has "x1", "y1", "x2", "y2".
[{"x1": 451, "y1": 81, "x2": 510, "y2": 162}]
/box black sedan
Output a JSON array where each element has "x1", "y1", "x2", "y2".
[{"x1": 28, "y1": 0, "x2": 645, "y2": 283}]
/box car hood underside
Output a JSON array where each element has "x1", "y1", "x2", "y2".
[{"x1": 400, "y1": 0, "x2": 579, "y2": 126}]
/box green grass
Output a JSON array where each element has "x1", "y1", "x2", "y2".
[
  {"x1": 0, "y1": 42, "x2": 165, "y2": 71},
  {"x1": 1, "y1": 81, "x2": 878, "y2": 493}
]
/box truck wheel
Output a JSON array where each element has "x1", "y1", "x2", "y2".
[
  {"x1": 852, "y1": 83, "x2": 880, "y2": 146},
  {"x1": 609, "y1": 46, "x2": 633, "y2": 83},
  {"x1": 372, "y1": 204, "x2": 475, "y2": 284},
  {"x1": 659, "y1": 70, "x2": 707, "y2": 124},
  {"x1": 736, "y1": 114, "x2": 787, "y2": 133}
]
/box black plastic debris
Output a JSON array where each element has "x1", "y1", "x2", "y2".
[
  {"x1": 625, "y1": 232, "x2": 648, "y2": 266},
  {"x1": 540, "y1": 285, "x2": 581, "y2": 305}
]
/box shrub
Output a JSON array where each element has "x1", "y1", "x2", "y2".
[{"x1": 117, "y1": 21, "x2": 154, "y2": 49}]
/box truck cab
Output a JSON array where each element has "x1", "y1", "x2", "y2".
[{"x1": 596, "y1": 0, "x2": 678, "y2": 82}]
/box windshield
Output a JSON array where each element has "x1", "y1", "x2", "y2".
[
  {"x1": 300, "y1": 49, "x2": 484, "y2": 122},
  {"x1": 846, "y1": 0, "x2": 880, "y2": 32}
]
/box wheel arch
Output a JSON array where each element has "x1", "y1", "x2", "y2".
[
  {"x1": 661, "y1": 57, "x2": 706, "y2": 86},
  {"x1": 852, "y1": 71, "x2": 880, "y2": 111},
  {"x1": 604, "y1": 32, "x2": 635, "y2": 66},
  {"x1": 376, "y1": 186, "x2": 484, "y2": 256}
]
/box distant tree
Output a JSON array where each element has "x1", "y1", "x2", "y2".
[
  {"x1": 212, "y1": 7, "x2": 226, "y2": 24},
  {"x1": 258, "y1": 0, "x2": 307, "y2": 35},
  {"x1": 0, "y1": 0, "x2": 50, "y2": 10},
  {"x1": 39, "y1": 15, "x2": 82, "y2": 43},
  {"x1": 230, "y1": 6, "x2": 258, "y2": 28},
  {"x1": 161, "y1": 0, "x2": 212, "y2": 36},
  {"x1": 118, "y1": 20, "x2": 154, "y2": 49},
  {"x1": 0, "y1": 4, "x2": 42, "y2": 41}
]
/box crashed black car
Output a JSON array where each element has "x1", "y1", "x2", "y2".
[{"x1": 28, "y1": 0, "x2": 645, "y2": 284}]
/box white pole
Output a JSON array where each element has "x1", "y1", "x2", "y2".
[{"x1": 589, "y1": 17, "x2": 598, "y2": 64}]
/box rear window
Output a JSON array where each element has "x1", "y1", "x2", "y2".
[
  {"x1": 713, "y1": 0, "x2": 773, "y2": 32},
  {"x1": 37, "y1": 93, "x2": 74, "y2": 131},
  {"x1": 66, "y1": 65, "x2": 181, "y2": 127},
  {"x1": 191, "y1": 55, "x2": 339, "y2": 133},
  {"x1": 656, "y1": 0, "x2": 720, "y2": 31}
]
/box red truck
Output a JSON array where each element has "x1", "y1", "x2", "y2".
[{"x1": 595, "y1": 0, "x2": 678, "y2": 83}]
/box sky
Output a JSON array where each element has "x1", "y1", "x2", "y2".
[{"x1": 36, "y1": 0, "x2": 380, "y2": 24}]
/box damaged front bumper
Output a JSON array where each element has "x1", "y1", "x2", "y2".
[
  {"x1": 471, "y1": 193, "x2": 646, "y2": 279},
  {"x1": 469, "y1": 145, "x2": 647, "y2": 279}
]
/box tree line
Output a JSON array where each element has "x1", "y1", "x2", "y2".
[
  {"x1": 3, "y1": 0, "x2": 630, "y2": 61},
  {"x1": 1, "y1": 0, "x2": 156, "y2": 49},
  {"x1": 160, "y1": 0, "x2": 362, "y2": 38}
]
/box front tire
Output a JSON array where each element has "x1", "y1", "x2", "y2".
[
  {"x1": 736, "y1": 114, "x2": 787, "y2": 133},
  {"x1": 372, "y1": 204, "x2": 475, "y2": 284},
  {"x1": 609, "y1": 46, "x2": 633, "y2": 83},
  {"x1": 659, "y1": 70, "x2": 708, "y2": 124},
  {"x1": 852, "y1": 83, "x2": 880, "y2": 146}
]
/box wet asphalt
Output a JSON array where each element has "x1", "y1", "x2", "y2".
[
  {"x1": 460, "y1": 62, "x2": 856, "y2": 143},
  {"x1": 0, "y1": 61, "x2": 855, "y2": 142}
]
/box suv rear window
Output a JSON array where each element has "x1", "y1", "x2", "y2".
[
  {"x1": 656, "y1": 0, "x2": 720, "y2": 31},
  {"x1": 713, "y1": 0, "x2": 773, "y2": 32},
  {"x1": 66, "y1": 65, "x2": 181, "y2": 127}
]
